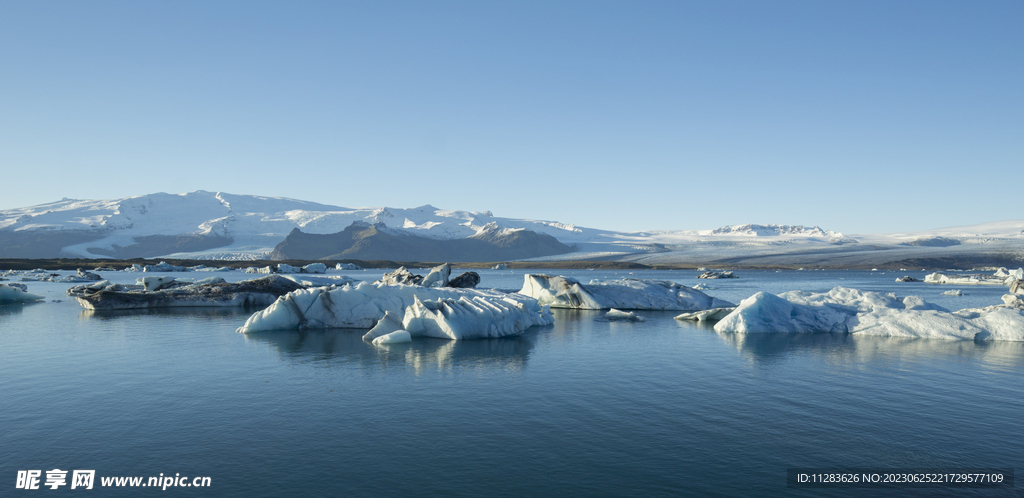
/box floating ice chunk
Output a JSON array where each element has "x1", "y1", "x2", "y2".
[
  {"x1": 492, "y1": 263, "x2": 508, "y2": 270},
  {"x1": 282, "y1": 275, "x2": 359, "y2": 288},
  {"x1": 76, "y1": 275, "x2": 303, "y2": 310},
  {"x1": 895, "y1": 276, "x2": 921, "y2": 282},
  {"x1": 402, "y1": 294, "x2": 550, "y2": 339},
  {"x1": 372, "y1": 330, "x2": 412, "y2": 345},
  {"x1": 604, "y1": 309, "x2": 646, "y2": 322},
  {"x1": 714, "y1": 286, "x2": 1024, "y2": 341},
  {"x1": 519, "y1": 275, "x2": 734, "y2": 311},
  {"x1": 0, "y1": 284, "x2": 44, "y2": 304},
  {"x1": 378, "y1": 267, "x2": 423, "y2": 286},
  {"x1": 276, "y1": 263, "x2": 300, "y2": 274},
  {"x1": 238, "y1": 282, "x2": 552, "y2": 338},
  {"x1": 302, "y1": 263, "x2": 327, "y2": 274},
  {"x1": 942, "y1": 289, "x2": 965, "y2": 296},
  {"x1": 143, "y1": 261, "x2": 187, "y2": 272},
  {"x1": 336, "y1": 263, "x2": 362, "y2": 270},
  {"x1": 924, "y1": 272, "x2": 1006, "y2": 285},
  {"x1": 674, "y1": 308, "x2": 735, "y2": 321},
  {"x1": 697, "y1": 271, "x2": 737, "y2": 279},
  {"x1": 420, "y1": 263, "x2": 451, "y2": 288},
  {"x1": 362, "y1": 311, "x2": 406, "y2": 342},
  {"x1": 138, "y1": 276, "x2": 177, "y2": 291},
  {"x1": 447, "y1": 271, "x2": 480, "y2": 288}
]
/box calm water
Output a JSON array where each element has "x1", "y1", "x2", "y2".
[{"x1": 1, "y1": 269, "x2": 1021, "y2": 497}]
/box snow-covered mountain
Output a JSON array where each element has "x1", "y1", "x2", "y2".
[{"x1": 2, "y1": 191, "x2": 1023, "y2": 267}]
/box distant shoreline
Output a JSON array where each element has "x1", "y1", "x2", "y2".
[{"x1": 0, "y1": 257, "x2": 1013, "y2": 272}]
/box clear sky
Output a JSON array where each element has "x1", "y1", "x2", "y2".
[{"x1": 1, "y1": 1, "x2": 1020, "y2": 234}]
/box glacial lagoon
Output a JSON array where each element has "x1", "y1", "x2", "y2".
[{"x1": 1, "y1": 269, "x2": 1022, "y2": 496}]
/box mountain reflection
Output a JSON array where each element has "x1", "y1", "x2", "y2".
[{"x1": 244, "y1": 328, "x2": 536, "y2": 374}]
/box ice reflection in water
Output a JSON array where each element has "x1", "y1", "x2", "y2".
[{"x1": 243, "y1": 328, "x2": 536, "y2": 374}]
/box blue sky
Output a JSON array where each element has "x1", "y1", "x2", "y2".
[{"x1": 1, "y1": 1, "x2": 1020, "y2": 234}]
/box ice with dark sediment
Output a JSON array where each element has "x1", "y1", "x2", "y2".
[
  {"x1": 518, "y1": 274, "x2": 734, "y2": 311},
  {"x1": 73, "y1": 275, "x2": 304, "y2": 310}
]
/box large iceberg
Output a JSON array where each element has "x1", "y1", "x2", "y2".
[
  {"x1": 237, "y1": 281, "x2": 553, "y2": 340},
  {"x1": 518, "y1": 275, "x2": 734, "y2": 310},
  {"x1": 713, "y1": 286, "x2": 1024, "y2": 341},
  {"x1": 73, "y1": 275, "x2": 304, "y2": 310}
]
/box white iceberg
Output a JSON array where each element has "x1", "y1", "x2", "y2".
[
  {"x1": 336, "y1": 263, "x2": 362, "y2": 270},
  {"x1": 603, "y1": 309, "x2": 646, "y2": 322},
  {"x1": 518, "y1": 275, "x2": 734, "y2": 311},
  {"x1": 237, "y1": 281, "x2": 553, "y2": 340},
  {"x1": 302, "y1": 263, "x2": 327, "y2": 274},
  {"x1": 674, "y1": 308, "x2": 735, "y2": 321},
  {"x1": 924, "y1": 270, "x2": 1017, "y2": 286},
  {"x1": 402, "y1": 294, "x2": 551, "y2": 340},
  {"x1": 941, "y1": 289, "x2": 965, "y2": 296},
  {"x1": 0, "y1": 284, "x2": 44, "y2": 304},
  {"x1": 713, "y1": 286, "x2": 1024, "y2": 341},
  {"x1": 420, "y1": 263, "x2": 451, "y2": 288},
  {"x1": 371, "y1": 330, "x2": 412, "y2": 345}
]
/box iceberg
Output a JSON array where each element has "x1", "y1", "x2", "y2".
[
  {"x1": 377, "y1": 267, "x2": 424, "y2": 286},
  {"x1": 518, "y1": 275, "x2": 734, "y2": 311},
  {"x1": 697, "y1": 271, "x2": 737, "y2": 279},
  {"x1": 74, "y1": 275, "x2": 304, "y2": 310},
  {"x1": 941, "y1": 289, "x2": 966, "y2": 296},
  {"x1": 402, "y1": 294, "x2": 552, "y2": 340},
  {"x1": 603, "y1": 309, "x2": 646, "y2": 322},
  {"x1": 372, "y1": 330, "x2": 412, "y2": 345},
  {"x1": 447, "y1": 271, "x2": 480, "y2": 289},
  {"x1": 237, "y1": 281, "x2": 553, "y2": 340},
  {"x1": 420, "y1": 263, "x2": 451, "y2": 287},
  {"x1": 895, "y1": 275, "x2": 921, "y2": 282},
  {"x1": 674, "y1": 308, "x2": 735, "y2": 321},
  {"x1": 1, "y1": 284, "x2": 44, "y2": 304},
  {"x1": 336, "y1": 263, "x2": 362, "y2": 270},
  {"x1": 924, "y1": 270, "x2": 1016, "y2": 286},
  {"x1": 713, "y1": 286, "x2": 1024, "y2": 341}
]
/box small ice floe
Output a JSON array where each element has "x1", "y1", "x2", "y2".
[
  {"x1": 895, "y1": 276, "x2": 921, "y2": 282},
  {"x1": 693, "y1": 283, "x2": 714, "y2": 291},
  {"x1": 492, "y1": 263, "x2": 508, "y2": 270},
  {"x1": 603, "y1": 309, "x2": 646, "y2": 322},
  {"x1": 942, "y1": 289, "x2": 966, "y2": 296},
  {"x1": 519, "y1": 274, "x2": 733, "y2": 311},
  {"x1": 697, "y1": 270, "x2": 737, "y2": 279},
  {"x1": 925, "y1": 267, "x2": 1023, "y2": 286},
  {"x1": 372, "y1": 330, "x2": 412, "y2": 345},
  {"x1": 0, "y1": 283, "x2": 45, "y2": 304},
  {"x1": 674, "y1": 308, "x2": 735, "y2": 322},
  {"x1": 335, "y1": 263, "x2": 362, "y2": 270}
]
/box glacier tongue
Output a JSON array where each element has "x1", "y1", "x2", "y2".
[{"x1": 518, "y1": 274, "x2": 734, "y2": 311}]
